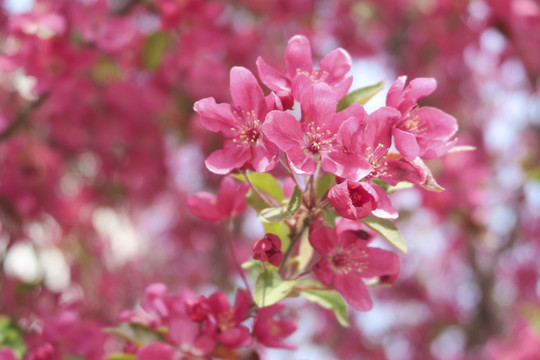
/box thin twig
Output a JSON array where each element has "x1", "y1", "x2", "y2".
[
  {"x1": 225, "y1": 230, "x2": 252, "y2": 295},
  {"x1": 242, "y1": 170, "x2": 276, "y2": 208},
  {"x1": 0, "y1": 94, "x2": 48, "y2": 142}
]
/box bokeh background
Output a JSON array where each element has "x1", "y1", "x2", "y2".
[{"x1": 0, "y1": 0, "x2": 539, "y2": 359}]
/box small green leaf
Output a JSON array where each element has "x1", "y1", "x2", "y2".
[
  {"x1": 106, "y1": 354, "x2": 137, "y2": 360},
  {"x1": 105, "y1": 323, "x2": 165, "y2": 347},
  {"x1": 254, "y1": 270, "x2": 296, "y2": 307},
  {"x1": 231, "y1": 172, "x2": 284, "y2": 202},
  {"x1": 259, "y1": 206, "x2": 291, "y2": 223},
  {"x1": 298, "y1": 280, "x2": 349, "y2": 327},
  {"x1": 361, "y1": 215, "x2": 407, "y2": 253},
  {"x1": 0, "y1": 315, "x2": 26, "y2": 358},
  {"x1": 316, "y1": 173, "x2": 335, "y2": 198},
  {"x1": 259, "y1": 187, "x2": 302, "y2": 223},
  {"x1": 286, "y1": 187, "x2": 302, "y2": 214},
  {"x1": 264, "y1": 221, "x2": 291, "y2": 249},
  {"x1": 246, "y1": 190, "x2": 269, "y2": 212},
  {"x1": 322, "y1": 207, "x2": 338, "y2": 227},
  {"x1": 337, "y1": 80, "x2": 384, "y2": 111},
  {"x1": 143, "y1": 31, "x2": 169, "y2": 70},
  {"x1": 413, "y1": 158, "x2": 445, "y2": 192},
  {"x1": 241, "y1": 259, "x2": 261, "y2": 270},
  {"x1": 386, "y1": 181, "x2": 414, "y2": 194},
  {"x1": 296, "y1": 229, "x2": 313, "y2": 273}
]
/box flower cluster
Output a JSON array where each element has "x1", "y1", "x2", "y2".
[
  {"x1": 188, "y1": 35, "x2": 458, "y2": 328},
  {"x1": 117, "y1": 283, "x2": 296, "y2": 359}
]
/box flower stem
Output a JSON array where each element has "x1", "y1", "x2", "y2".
[{"x1": 242, "y1": 170, "x2": 276, "y2": 208}]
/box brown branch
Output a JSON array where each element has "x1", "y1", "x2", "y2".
[{"x1": 0, "y1": 94, "x2": 48, "y2": 142}]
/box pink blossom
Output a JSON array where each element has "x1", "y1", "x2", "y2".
[
  {"x1": 257, "y1": 35, "x2": 353, "y2": 106},
  {"x1": 328, "y1": 179, "x2": 397, "y2": 220},
  {"x1": 336, "y1": 105, "x2": 425, "y2": 185},
  {"x1": 186, "y1": 177, "x2": 249, "y2": 223},
  {"x1": 387, "y1": 76, "x2": 458, "y2": 161},
  {"x1": 205, "y1": 290, "x2": 252, "y2": 349},
  {"x1": 262, "y1": 83, "x2": 370, "y2": 178},
  {"x1": 253, "y1": 304, "x2": 297, "y2": 349},
  {"x1": 253, "y1": 233, "x2": 283, "y2": 267},
  {"x1": 194, "y1": 66, "x2": 279, "y2": 174},
  {"x1": 309, "y1": 220, "x2": 400, "y2": 311}
]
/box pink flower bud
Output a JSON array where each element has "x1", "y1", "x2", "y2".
[{"x1": 253, "y1": 233, "x2": 283, "y2": 267}]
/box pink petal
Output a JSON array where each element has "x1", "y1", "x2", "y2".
[
  {"x1": 186, "y1": 193, "x2": 222, "y2": 222},
  {"x1": 370, "y1": 183, "x2": 398, "y2": 219},
  {"x1": 137, "y1": 343, "x2": 177, "y2": 360},
  {"x1": 330, "y1": 76, "x2": 354, "y2": 101},
  {"x1": 309, "y1": 221, "x2": 337, "y2": 256},
  {"x1": 337, "y1": 111, "x2": 368, "y2": 154},
  {"x1": 262, "y1": 111, "x2": 304, "y2": 151},
  {"x1": 194, "y1": 97, "x2": 238, "y2": 137},
  {"x1": 349, "y1": 182, "x2": 378, "y2": 219},
  {"x1": 299, "y1": 82, "x2": 337, "y2": 128},
  {"x1": 319, "y1": 48, "x2": 352, "y2": 84},
  {"x1": 230, "y1": 66, "x2": 265, "y2": 117},
  {"x1": 393, "y1": 128, "x2": 420, "y2": 161},
  {"x1": 208, "y1": 290, "x2": 230, "y2": 314},
  {"x1": 205, "y1": 140, "x2": 251, "y2": 175},
  {"x1": 216, "y1": 177, "x2": 247, "y2": 217},
  {"x1": 256, "y1": 56, "x2": 290, "y2": 93},
  {"x1": 361, "y1": 247, "x2": 400, "y2": 279},
  {"x1": 217, "y1": 326, "x2": 252, "y2": 348},
  {"x1": 286, "y1": 147, "x2": 316, "y2": 175},
  {"x1": 386, "y1": 76, "x2": 406, "y2": 108},
  {"x1": 232, "y1": 289, "x2": 251, "y2": 322},
  {"x1": 285, "y1": 35, "x2": 313, "y2": 79},
  {"x1": 335, "y1": 272, "x2": 373, "y2": 311},
  {"x1": 323, "y1": 151, "x2": 372, "y2": 182},
  {"x1": 313, "y1": 258, "x2": 336, "y2": 285},
  {"x1": 410, "y1": 107, "x2": 458, "y2": 140},
  {"x1": 377, "y1": 158, "x2": 425, "y2": 186},
  {"x1": 405, "y1": 77, "x2": 437, "y2": 103},
  {"x1": 251, "y1": 137, "x2": 279, "y2": 172},
  {"x1": 328, "y1": 181, "x2": 357, "y2": 220},
  {"x1": 169, "y1": 318, "x2": 200, "y2": 347},
  {"x1": 365, "y1": 107, "x2": 400, "y2": 155}
]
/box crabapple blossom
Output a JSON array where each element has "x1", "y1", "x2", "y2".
[
  {"x1": 186, "y1": 176, "x2": 249, "y2": 222},
  {"x1": 257, "y1": 34, "x2": 353, "y2": 107},
  {"x1": 194, "y1": 67, "x2": 279, "y2": 174},
  {"x1": 387, "y1": 76, "x2": 458, "y2": 161},
  {"x1": 309, "y1": 220, "x2": 400, "y2": 311}
]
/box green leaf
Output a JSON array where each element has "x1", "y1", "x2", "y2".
[
  {"x1": 143, "y1": 31, "x2": 169, "y2": 70},
  {"x1": 105, "y1": 323, "x2": 165, "y2": 347},
  {"x1": 258, "y1": 187, "x2": 302, "y2": 223},
  {"x1": 0, "y1": 315, "x2": 27, "y2": 358},
  {"x1": 316, "y1": 173, "x2": 335, "y2": 198},
  {"x1": 263, "y1": 221, "x2": 291, "y2": 249},
  {"x1": 106, "y1": 355, "x2": 136, "y2": 360},
  {"x1": 386, "y1": 181, "x2": 414, "y2": 194},
  {"x1": 231, "y1": 172, "x2": 284, "y2": 202},
  {"x1": 322, "y1": 207, "x2": 338, "y2": 227},
  {"x1": 296, "y1": 229, "x2": 313, "y2": 273},
  {"x1": 286, "y1": 187, "x2": 302, "y2": 214},
  {"x1": 259, "y1": 206, "x2": 291, "y2": 223},
  {"x1": 298, "y1": 280, "x2": 349, "y2": 327},
  {"x1": 361, "y1": 215, "x2": 407, "y2": 253},
  {"x1": 254, "y1": 270, "x2": 296, "y2": 307},
  {"x1": 246, "y1": 190, "x2": 269, "y2": 212},
  {"x1": 337, "y1": 80, "x2": 384, "y2": 111}
]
